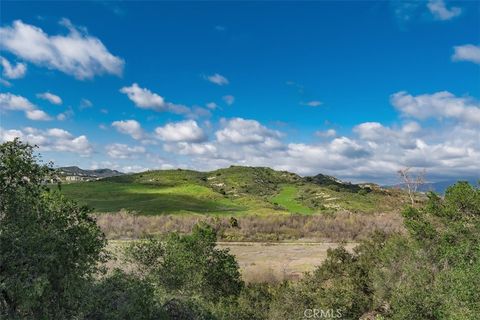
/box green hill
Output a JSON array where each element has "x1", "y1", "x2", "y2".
[{"x1": 59, "y1": 166, "x2": 408, "y2": 215}]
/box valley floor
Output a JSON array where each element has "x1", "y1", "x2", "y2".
[{"x1": 106, "y1": 240, "x2": 357, "y2": 283}]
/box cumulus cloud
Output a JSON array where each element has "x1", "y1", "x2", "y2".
[
  {"x1": 222, "y1": 95, "x2": 235, "y2": 106},
  {"x1": 0, "y1": 56, "x2": 26, "y2": 79},
  {"x1": 0, "y1": 19, "x2": 124, "y2": 79},
  {"x1": 391, "y1": 91, "x2": 480, "y2": 125},
  {"x1": 25, "y1": 109, "x2": 51, "y2": 121},
  {"x1": 452, "y1": 44, "x2": 480, "y2": 65},
  {"x1": 37, "y1": 92, "x2": 62, "y2": 105},
  {"x1": 315, "y1": 129, "x2": 336, "y2": 138},
  {"x1": 0, "y1": 92, "x2": 51, "y2": 120},
  {"x1": 0, "y1": 126, "x2": 93, "y2": 156},
  {"x1": 120, "y1": 83, "x2": 190, "y2": 114},
  {"x1": 427, "y1": 0, "x2": 462, "y2": 21},
  {"x1": 157, "y1": 106, "x2": 479, "y2": 183},
  {"x1": 106, "y1": 143, "x2": 146, "y2": 159},
  {"x1": 111, "y1": 119, "x2": 144, "y2": 140},
  {"x1": 216, "y1": 118, "x2": 282, "y2": 145},
  {"x1": 164, "y1": 141, "x2": 217, "y2": 156},
  {"x1": 330, "y1": 137, "x2": 371, "y2": 158},
  {"x1": 155, "y1": 120, "x2": 206, "y2": 142},
  {"x1": 205, "y1": 73, "x2": 229, "y2": 86}
]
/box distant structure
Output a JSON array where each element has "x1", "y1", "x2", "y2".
[{"x1": 57, "y1": 166, "x2": 124, "y2": 183}]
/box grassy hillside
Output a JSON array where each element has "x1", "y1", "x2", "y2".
[{"x1": 60, "y1": 166, "x2": 408, "y2": 215}]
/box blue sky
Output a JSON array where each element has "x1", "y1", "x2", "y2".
[{"x1": 1, "y1": 1, "x2": 479, "y2": 184}]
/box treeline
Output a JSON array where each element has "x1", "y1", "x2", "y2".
[{"x1": 1, "y1": 139, "x2": 479, "y2": 319}]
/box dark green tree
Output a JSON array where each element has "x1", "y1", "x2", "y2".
[
  {"x1": 0, "y1": 139, "x2": 107, "y2": 319},
  {"x1": 127, "y1": 222, "x2": 243, "y2": 303},
  {"x1": 85, "y1": 269, "x2": 165, "y2": 320}
]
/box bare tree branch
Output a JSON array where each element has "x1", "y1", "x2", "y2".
[{"x1": 397, "y1": 167, "x2": 426, "y2": 206}]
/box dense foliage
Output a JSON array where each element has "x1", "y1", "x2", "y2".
[
  {"x1": 0, "y1": 139, "x2": 107, "y2": 318},
  {"x1": 126, "y1": 222, "x2": 243, "y2": 302},
  {"x1": 1, "y1": 140, "x2": 478, "y2": 319}
]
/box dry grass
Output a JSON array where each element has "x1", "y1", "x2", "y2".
[
  {"x1": 96, "y1": 210, "x2": 404, "y2": 242},
  {"x1": 106, "y1": 240, "x2": 357, "y2": 283},
  {"x1": 218, "y1": 242, "x2": 357, "y2": 283}
]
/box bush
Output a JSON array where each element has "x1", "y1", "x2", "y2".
[
  {"x1": 85, "y1": 270, "x2": 164, "y2": 320},
  {"x1": 126, "y1": 222, "x2": 244, "y2": 302}
]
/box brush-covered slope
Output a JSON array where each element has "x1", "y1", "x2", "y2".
[{"x1": 60, "y1": 166, "x2": 407, "y2": 215}]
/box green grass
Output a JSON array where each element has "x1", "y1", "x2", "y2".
[
  {"x1": 61, "y1": 182, "x2": 244, "y2": 215},
  {"x1": 271, "y1": 185, "x2": 313, "y2": 214},
  {"x1": 59, "y1": 166, "x2": 408, "y2": 216}
]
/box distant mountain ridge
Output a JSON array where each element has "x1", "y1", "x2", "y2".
[
  {"x1": 387, "y1": 178, "x2": 479, "y2": 194},
  {"x1": 57, "y1": 166, "x2": 124, "y2": 179}
]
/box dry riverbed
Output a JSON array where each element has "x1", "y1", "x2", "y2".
[{"x1": 107, "y1": 240, "x2": 357, "y2": 283}]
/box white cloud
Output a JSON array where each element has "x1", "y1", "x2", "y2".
[
  {"x1": 0, "y1": 56, "x2": 27, "y2": 79},
  {"x1": 0, "y1": 92, "x2": 51, "y2": 121},
  {"x1": 106, "y1": 143, "x2": 146, "y2": 159},
  {"x1": 427, "y1": 0, "x2": 462, "y2": 21},
  {"x1": 0, "y1": 92, "x2": 35, "y2": 111},
  {"x1": 206, "y1": 102, "x2": 218, "y2": 110},
  {"x1": 452, "y1": 44, "x2": 480, "y2": 65},
  {"x1": 157, "y1": 106, "x2": 479, "y2": 183},
  {"x1": 190, "y1": 106, "x2": 212, "y2": 119},
  {"x1": 122, "y1": 165, "x2": 151, "y2": 173},
  {"x1": 302, "y1": 100, "x2": 322, "y2": 107},
  {"x1": 37, "y1": 92, "x2": 62, "y2": 105},
  {"x1": 315, "y1": 129, "x2": 336, "y2": 137},
  {"x1": 0, "y1": 126, "x2": 93, "y2": 156},
  {"x1": 155, "y1": 120, "x2": 206, "y2": 142},
  {"x1": 205, "y1": 73, "x2": 229, "y2": 86},
  {"x1": 26, "y1": 109, "x2": 51, "y2": 121},
  {"x1": 0, "y1": 19, "x2": 124, "y2": 79},
  {"x1": 120, "y1": 83, "x2": 189, "y2": 114},
  {"x1": 222, "y1": 95, "x2": 235, "y2": 106},
  {"x1": 56, "y1": 107, "x2": 74, "y2": 121},
  {"x1": 354, "y1": 122, "x2": 391, "y2": 141},
  {"x1": 215, "y1": 118, "x2": 281, "y2": 144},
  {"x1": 164, "y1": 142, "x2": 217, "y2": 156},
  {"x1": 391, "y1": 91, "x2": 480, "y2": 125},
  {"x1": 330, "y1": 137, "x2": 371, "y2": 158},
  {"x1": 47, "y1": 128, "x2": 72, "y2": 139},
  {"x1": 111, "y1": 119, "x2": 144, "y2": 140}
]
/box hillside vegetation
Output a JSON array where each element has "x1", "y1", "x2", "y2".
[
  {"x1": 60, "y1": 166, "x2": 408, "y2": 215},
  {"x1": 4, "y1": 140, "x2": 479, "y2": 319}
]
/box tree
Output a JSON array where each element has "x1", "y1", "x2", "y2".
[
  {"x1": 127, "y1": 222, "x2": 244, "y2": 303},
  {"x1": 397, "y1": 167, "x2": 426, "y2": 206},
  {"x1": 0, "y1": 139, "x2": 107, "y2": 318},
  {"x1": 85, "y1": 270, "x2": 165, "y2": 320}
]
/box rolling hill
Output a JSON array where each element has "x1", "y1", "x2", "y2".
[
  {"x1": 57, "y1": 166, "x2": 125, "y2": 179},
  {"x1": 59, "y1": 166, "x2": 409, "y2": 215}
]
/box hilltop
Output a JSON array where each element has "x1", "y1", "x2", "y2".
[
  {"x1": 57, "y1": 166, "x2": 124, "y2": 181},
  {"x1": 60, "y1": 166, "x2": 408, "y2": 215}
]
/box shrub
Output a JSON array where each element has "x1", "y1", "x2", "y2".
[
  {"x1": 85, "y1": 270, "x2": 164, "y2": 320},
  {"x1": 126, "y1": 222, "x2": 244, "y2": 302}
]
